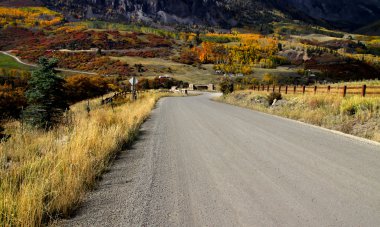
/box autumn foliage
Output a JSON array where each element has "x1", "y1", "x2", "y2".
[
  {"x1": 0, "y1": 68, "x2": 30, "y2": 119},
  {"x1": 0, "y1": 84, "x2": 26, "y2": 119},
  {"x1": 0, "y1": 26, "x2": 174, "y2": 75},
  {"x1": 0, "y1": 66, "x2": 121, "y2": 120},
  {"x1": 178, "y1": 34, "x2": 280, "y2": 74},
  {"x1": 65, "y1": 75, "x2": 111, "y2": 103},
  {"x1": 0, "y1": 7, "x2": 63, "y2": 28}
]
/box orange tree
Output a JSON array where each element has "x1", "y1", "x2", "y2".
[{"x1": 65, "y1": 75, "x2": 110, "y2": 103}]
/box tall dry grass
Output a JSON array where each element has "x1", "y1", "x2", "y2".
[
  {"x1": 219, "y1": 90, "x2": 380, "y2": 142},
  {"x1": 0, "y1": 92, "x2": 165, "y2": 226}
]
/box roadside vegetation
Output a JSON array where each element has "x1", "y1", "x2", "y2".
[
  {"x1": 218, "y1": 90, "x2": 380, "y2": 142},
  {"x1": 0, "y1": 55, "x2": 183, "y2": 226},
  {"x1": 0, "y1": 90, "x2": 170, "y2": 226}
]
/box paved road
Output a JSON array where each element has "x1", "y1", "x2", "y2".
[
  {"x1": 62, "y1": 93, "x2": 380, "y2": 227},
  {"x1": 0, "y1": 51, "x2": 97, "y2": 75}
]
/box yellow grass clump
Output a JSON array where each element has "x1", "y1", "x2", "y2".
[
  {"x1": 0, "y1": 7, "x2": 63, "y2": 28},
  {"x1": 219, "y1": 90, "x2": 380, "y2": 142},
  {"x1": 0, "y1": 92, "x2": 165, "y2": 226}
]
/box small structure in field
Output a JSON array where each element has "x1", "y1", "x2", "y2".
[
  {"x1": 159, "y1": 75, "x2": 172, "y2": 79},
  {"x1": 189, "y1": 84, "x2": 215, "y2": 91}
]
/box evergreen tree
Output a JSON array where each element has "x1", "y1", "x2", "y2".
[
  {"x1": 142, "y1": 79, "x2": 150, "y2": 90},
  {"x1": 23, "y1": 57, "x2": 68, "y2": 129},
  {"x1": 219, "y1": 77, "x2": 234, "y2": 95},
  {"x1": 194, "y1": 31, "x2": 202, "y2": 46}
]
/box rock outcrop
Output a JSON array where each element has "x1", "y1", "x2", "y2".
[{"x1": 39, "y1": 0, "x2": 380, "y2": 30}]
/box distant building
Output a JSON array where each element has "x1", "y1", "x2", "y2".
[{"x1": 189, "y1": 84, "x2": 215, "y2": 91}]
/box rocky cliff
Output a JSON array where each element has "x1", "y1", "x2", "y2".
[
  {"x1": 40, "y1": 0, "x2": 282, "y2": 27},
  {"x1": 277, "y1": 0, "x2": 380, "y2": 29},
  {"x1": 35, "y1": 0, "x2": 380, "y2": 30}
]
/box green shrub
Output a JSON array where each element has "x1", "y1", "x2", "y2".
[
  {"x1": 200, "y1": 36, "x2": 238, "y2": 43},
  {"x1": 220, "y1": 78, "x2": 234, "y2": 95},
  {"x1": 267, "y1": 92, "x2": 282, "y2": 105},
  {"x1": 23, "y1": 57, "x2": 69, "y2": 129},
  {"x1": 340, "y1": 97, "x2": 375, "y2": 115},
  {"x1": 0, "y1": 125, "x2": 10, "y2": 142}
]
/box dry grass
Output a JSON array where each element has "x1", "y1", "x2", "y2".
[
  {"x1": 111, "y1": 56, "x2": 218, "y2": 84},
  {"x1": 0, "y1": 92, "x2": 168, "y2": 226},
  {"x1": 218, "y1": 90, "x2": 380, "y2": 142},
  {"x1": 328, "y1": 79, "x2": 380, "y2": 86}
]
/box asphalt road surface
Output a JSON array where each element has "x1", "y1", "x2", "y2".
[{"x1": 62, "y1": 93, "x2": 380, "y2": 227}]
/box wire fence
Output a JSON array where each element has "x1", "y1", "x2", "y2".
[{"x1": 252, "y1": 84, "x2": 380, "y2": 97}]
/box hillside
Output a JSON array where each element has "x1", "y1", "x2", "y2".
[
  {"x1": 38, "y1": 0, "x2": 283, "y2": 29},
  {"x1": 17, "y1": 0, "x2": 376, "y2": 32},
  {"x1": 0, "y1": 0, "x2": 41, "y2": 7},
  {"x1": 276, "y1": 0, "x2": 380, "y2": 30},
  {"x1": 356, "y1": 20, "x2": 380, "y2": 36}
]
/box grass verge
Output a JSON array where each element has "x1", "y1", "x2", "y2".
[
  {"x1": 217, "y1": 90, "x2": 380, "y2": 142},
  {"x1": 0, "y1": 53, "x2": 33, "y2": 71},
  {"x1": 0, "y1": 92, "x2": 171, "y2": 226}
]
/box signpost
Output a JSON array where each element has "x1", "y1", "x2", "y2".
[{"x1": 129, "y1": 76, "x2": 138, "y2": 101}]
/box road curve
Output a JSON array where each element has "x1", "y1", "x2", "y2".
[
  {"x1": 61, "y1": 93, "x2": 380, "y2": 227},
  {"x1": 0, "y1": 51, "x2": 98, "y2": 75}
]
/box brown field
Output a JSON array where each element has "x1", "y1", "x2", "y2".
[{"x1": 112, "y1": 56, "x2": 219, "y2": 84}]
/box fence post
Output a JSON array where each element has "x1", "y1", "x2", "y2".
[
  {"x1": 272, "y1": 85, "x2": 275, "y2": 92},
  {"x1": 253, "y1": 85, "x2": 256, "y2": 91},
  {"x1": 362, "y1": 84, "x2": 366, "y2": 97},
  {"x1": 314, "y1": 86, "x2": 317, "y2": 94},
  {"x1": 21, "y1": 106, "x2": 24, "y2": 134},
  {"x1": 279, "y1": 85, "x2": 282, "y2": 93},
  {"x1": 302, "y1": 85, "x2": 306, "y2": 95},
  {"x1": 267, "y1": 85, "x2": 269, "y2": 92},
  {"x1": 294, "y1": 86, "x2": 296, "y2": 94},
  {"x1": 327, "y1": 85, "x2": 331, "y2": 93},
  {"x1": 285, "y1": 85, "x2": 288, "y2": 94},
  {"x1": 262, "y1": 85, "x2": 265, "y2": 91},
  {"x1": 86, "y1": 99, "x2": 91, "y2": 115},
  {"x1": 343, "y1": 85, "x2": 347, "y2": 97}
]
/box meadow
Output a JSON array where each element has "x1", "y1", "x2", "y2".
[
  {"x1": 0, "y1": 53, "x2": 33, "y2": 71},
  {"x1": 111, "y1": 56, "x2": 218, "y2": 84},
  {"x1": 0, "y1": 92, "x2": 169, "y2": 226}
]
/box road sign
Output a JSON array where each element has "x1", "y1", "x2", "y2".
[
  {"x1": 130, "y1": 76, "x2": 138, "y2": 101},
  {"x1": 129, "y1": 77, "x2": 138, "y2": 85}
]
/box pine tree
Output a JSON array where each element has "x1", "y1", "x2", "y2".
[
  {"x1": 219, "y1": 77, "x2": 234, "y2": 95},
  {"x1": 23, "y1": 57, "x2": 69, "y2": 129}
]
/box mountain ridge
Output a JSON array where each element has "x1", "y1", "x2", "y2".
[{"x1": 1, "y1": 0, "x2": 380, "y2": 32}]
